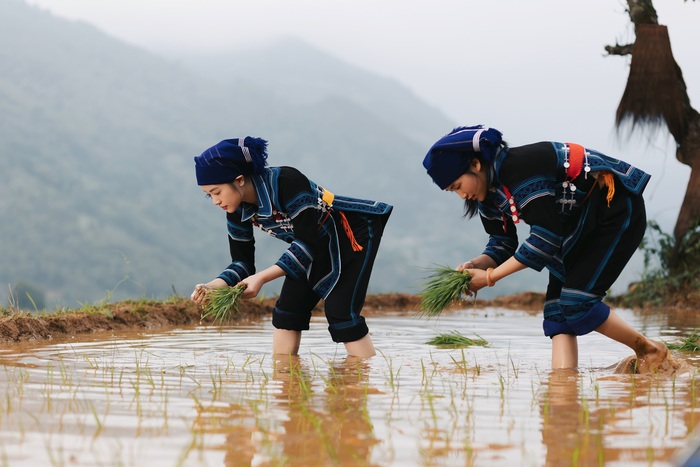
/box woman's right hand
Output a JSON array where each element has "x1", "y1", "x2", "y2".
[
  {"x1": 456, "y1": 261, "x2": 475, "y2": 272},
  {"x1": 190, "y1": 284, "x2": 211, "y2": 305}
]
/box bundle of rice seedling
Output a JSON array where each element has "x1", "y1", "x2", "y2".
[
  {"x1": 665, "y1": 330, "x2": 700, "y2": 352},
  {"x1": 200, "y1": 284, "x2": 247, "y2": 323},
  {"x1": 418, "y1": 265, "x2": 473, "y2": 316},
  {"x1": 426, "y1": 331, "x2": 488, "y2": 348}
]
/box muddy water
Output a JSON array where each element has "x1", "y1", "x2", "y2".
[{"x1": 0, "y1": 307, "x2": 699, "y2": 466}]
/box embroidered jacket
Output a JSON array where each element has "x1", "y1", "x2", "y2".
[
  {"x1": 478, "y1": 142, "x2": 650, "y2": 280},
  {"x1": 217, "y1": 166, "x2": 392, "y2": 298}
]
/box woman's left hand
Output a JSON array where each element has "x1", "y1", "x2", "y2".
[
  {"x1": 465, "y1": 268, "x2": 488, "y2": 292},
  {"x1": 239, "y1": 275, "x2": 264, "y2": 299}
]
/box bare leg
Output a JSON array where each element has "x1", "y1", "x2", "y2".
[
  {"x1": 595, "y1": 310, "x2": 668, "y2": 372},
  {"x1": 551, "y1": 334, "x2": 578, "y2": 369},
  {"x1": 273, "y1": 329, "x2": 302, "y2": 355},
  {"x1": 343, "y1": 334, "x2": 376, "y2": 358}
]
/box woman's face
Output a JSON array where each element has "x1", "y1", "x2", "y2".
[
  {"x1": 201, "y1": 178, "x2": 245, "y2": 214},
  {"x1": 444, "y1": 159, "x2": 488, "y2": 202}
]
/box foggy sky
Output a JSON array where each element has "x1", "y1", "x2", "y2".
[{"x1": 24, "y1": 0, "x2": 700, "y2": 230}]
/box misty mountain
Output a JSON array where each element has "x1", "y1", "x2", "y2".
[{"x1": 0, "y1": 0, "x2": 540, "y2": 309}]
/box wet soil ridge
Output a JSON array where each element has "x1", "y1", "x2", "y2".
[{"x1": 0, "y1": 292, "x2": 547, "y2": 345}]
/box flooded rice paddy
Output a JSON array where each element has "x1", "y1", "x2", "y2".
[{"x1": 1, "y1": 306, "x2": 699, "y2": 466}]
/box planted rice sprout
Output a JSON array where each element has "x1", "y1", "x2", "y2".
[
  {"x1": 665, "y1": 329, "x2": 700, "y2": 351},
  {"x1": 426, "y1": 331, "x2": 488, "y2": 348},
  {"x1": 418, "y1": 266, "x2": 473, "y2": 316},
  {"x1": 200, "y1": 284, "x2": 247, "y2": 323}
]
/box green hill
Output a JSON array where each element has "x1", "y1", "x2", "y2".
[{"x1": 1, "y1": 0, "x2": 530, "y2": 309}]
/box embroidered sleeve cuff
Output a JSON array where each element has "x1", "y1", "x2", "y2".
[
  {"x1": 514, "y1": 226, "x2": 561, "y2": 271},
  {"x1": 217, "y1": 261, "x2": 252, "y2": 286},
  {"x1": 275, "y1": 240, "x2": 314, "y2": 280},
  {"x1": 482, "y1": 235, "x2": 518, "y2": 265}
]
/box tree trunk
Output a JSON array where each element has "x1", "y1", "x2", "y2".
[
  {"x1": 674, "y1": 113, "x2": 700, "y2": 243},
  {"x1": 607, "y1": 0, "x2": 700, "y2": 264}
]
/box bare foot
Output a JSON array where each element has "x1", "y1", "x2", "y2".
[
  {"x1": 610, "y1": 355, "x2": 638, "y2": 374},
  {"x1": 635, "y1": 341, "x2": 675, "y2": 375}
]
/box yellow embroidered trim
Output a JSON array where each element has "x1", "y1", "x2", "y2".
[{"x1": 321, "y1": 187, "x2": 334, "y2": 207}]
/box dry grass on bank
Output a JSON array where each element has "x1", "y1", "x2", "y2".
[{"x1": 2, "y1": 290, "x2": 699, "y2": 346}]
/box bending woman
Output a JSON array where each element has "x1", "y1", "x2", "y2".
[
  {"x1": 422, "y1": 125, "x2": 668, "y2": 371},
  {"x1": 191, "y1": 137, "x2": 392, "y2": 358}
]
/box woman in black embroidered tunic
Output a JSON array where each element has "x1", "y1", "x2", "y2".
[
  {"x1": 422, "y1": 125, "x2": 670, "y2": 372},
  {"x1": 191, "y1": 137, "x2": 392, "y2": 358}
]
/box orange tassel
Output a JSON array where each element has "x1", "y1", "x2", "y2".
[
  {"x1": 339, "y1": 211, "x2": 363, "y2": 252},
  {"x1": 598, "y1": 172, "x2": 616, "y2": 207}
]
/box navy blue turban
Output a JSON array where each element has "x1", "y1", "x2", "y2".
[
  {"x1": 423, "y1": 125, "x2": 503, "y2": 189},
  {"x1": 194, "y1": 137, "x2": 269, "y2": 185}
]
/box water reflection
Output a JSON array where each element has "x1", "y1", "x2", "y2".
[
  {"x1": 540, "y1": 369, "x2": 602, "y2": 466},
  {"x1": 540, "y1": 367, "x2": 700, "y2": 466},
  {"x1": 192, "y1": 355, "x2": 380, "y2": 466},
  {"x1": 0, "y1": 308, "x2": 699, "y2": 466}
]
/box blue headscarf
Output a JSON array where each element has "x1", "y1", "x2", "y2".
[
  {"x1": 194, "y1": 137, "x2": 269, "y2": 185},
  {"x1": 423, "y1": 125, "x2": 503, "y2": 189}
]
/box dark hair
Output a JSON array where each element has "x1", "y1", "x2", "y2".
[
  {"x1": 461, "y1": 158, "x2": 481, "y2": 218},
  {"x1": 459, "y1": 149, "x2": 498, "y2": 219},
  {"x1": 463, "y1": 198, "x2": 479, "y2": 219}
]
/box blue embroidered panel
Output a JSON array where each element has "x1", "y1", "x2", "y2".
[
  {"x1": 217, "y1": 261, "x2": 251, "y2": 286},
  {"x1": 551, "y1": 142, "x2": 650, "y2": 194},
  {"x1": 275, "y1": 240, "x2": 314, "y2": 280},
  {"x1": 331, "y1": 195, "x2": 392, "y2": 215},
  {"x1": 227, "y1": 219, "x2": 254, "y2": 242},
  {"x1": 254, "y1": 211, "x2": 296, "y2": 243},
  {"x1": 515, "y1": 225, "x2": 561, "y2": 271},
  {"x1": 543, "y1": 298, "x2": 563, "y2": 321},
  {"x1": 511, "y1": 177, "x2": 555, "y2": 210},
  {"x1": 559, "y1": 287, "x2": 604, "y2": 321},
  {"x1": 286, "y1": 191, "x2": 322, "y2": 219},
  {"x1": 483, "y1": 235, "x2": 517, "y2": 264}
]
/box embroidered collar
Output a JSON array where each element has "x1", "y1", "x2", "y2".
[
  {"x1": 486, "y1": 148, "x2": 520, "y2": 227},
  {"x1": 240, "y1": 172, "x2": 274, "y2": 221}
]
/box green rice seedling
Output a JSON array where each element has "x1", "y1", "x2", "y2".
[
  {"x1": 379, "y1": 350, "x2": 401, "y2": 394},
  {"x1": 88, "y1": 401, "x2": 104, "y2": 434},
  {"x1": 508, "y1": 352, "x2": 520, "y2": 379},
  {"x1": 665, "y1": 330, "x2": 700, "y2": 351},
  {"x1": 425, "y1": 331, "x2": 488, "y2": 348},
  {"x1": 209, "y1": 367, "x2": 224, "y2": 398},
  {"x1": 418, "y1": 266, "x2": 473, "y2": 316},
  {"x1": 200, "y1": 284, "x2": 247, "y2": 323}
]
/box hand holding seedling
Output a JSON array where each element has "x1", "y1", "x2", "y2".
[
  {"x1": 190, "y1": 278, "x2": 228, "y2": 305},
  {"x1": 418, "y1": 265, "x2": 473, "y2": 316},
  {"x1": 237, "y1": 264, "x2": 287, "y2": 300},
  {"x1": 200, "y1": 283, "x2": 248, "y2": 323},
  {"x1": 455, "y1": 258, "x2": 491, "y2": 292},
  {"x1": 238, "y1": 275, "x2": 265, "y2": 299},
  {"x1": 190, "y1": 283, "x2": 211, "y2": 304},
  {"x1": 464, "y1": 268, "x2": 488, "y2": 292}
]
